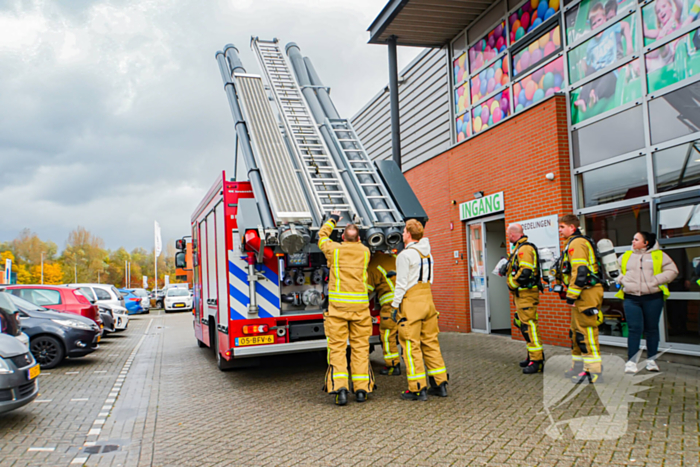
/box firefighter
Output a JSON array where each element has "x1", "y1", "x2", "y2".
[
  {"x1": 553, "y1": 214, "x2": 604, "y2": 384},
  {"x1": 318, "y1": 210, "x2": 375, "y2": 405},
  {"x1": 505, "y1": 223, "x2": 544, "y2": 374},
  {"x1": 367, "y1": 250, "x2": 401, "y2": 375},
  {"x1": 391, "y1": 219, "x2": 448, "y2": 400}
]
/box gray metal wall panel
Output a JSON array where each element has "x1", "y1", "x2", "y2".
[{"x1": 351, "y1": 47, "x2": 451, "y2": 171}]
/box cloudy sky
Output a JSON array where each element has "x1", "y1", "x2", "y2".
[{"x1": 0, "y1": 0, "x2": 422, "y2": 251}]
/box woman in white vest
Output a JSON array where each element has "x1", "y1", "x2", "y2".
[{"x1": 616, "y1": 232, "x2": 678, "y2": 373}]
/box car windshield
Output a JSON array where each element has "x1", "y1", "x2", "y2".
[
  {"x1": 8, "y1": 294, "x2": 49, "y2": 312},
  {"x1": 132, "y1": 289, "x2": 148, "y2": 297},
  {"x1": 0, "y1": 292, "x2": 20, "y2": 336},
  {"x1": 168, "y1": 289, "x2": 190, "y2": 297},
  {"x1": 119, "y1": 291, "x2": 130, "y2": 298},
  {"x1": 79, "y1": 287, "x2": 96, "y2": 301}
]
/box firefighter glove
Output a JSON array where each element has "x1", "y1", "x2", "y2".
[
  {"x1": 566, "y1": 297, "x2": 576, "y2": 305},
  {"x1": 391, "y1": 308, "x2": 398, "y2": 322}
]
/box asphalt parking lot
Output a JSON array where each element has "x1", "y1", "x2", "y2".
[{"x1": 1, "y1": 310, "x2": 699, "y2": 466}]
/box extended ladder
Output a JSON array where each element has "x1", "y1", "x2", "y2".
[
  {"x1": 251, "y1": 38, "x2": 357, "y2": 222},
  {"x1": 325, "y1": 118, "x2": 403, "y2": 226}
]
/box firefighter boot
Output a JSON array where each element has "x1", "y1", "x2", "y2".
[
  {"x1": 427, "y1": 376, "x2": 448, "y2": 397},
  {"x1": 572, "y1": 371, "x2": 604, "y2": 384},
  {"x1": 522, "y1": 360, "x2": 544, "y2": 374},
  {"x1": 564, "y1": 361, "x2": 583, "y2": 378},
  {"x1": 519, "y1": 354, "x2": 531, "y2": 368},
  {"x1": 401, "y1": 387, "x2": 428, "y2": 401},
  {"x1": 335, "y1": 388, "x2": 348, "y2": 406},
  {"x1": 355, "y1": 390, "x2": 367, "y2": 403},
  {"x1": 380, "y1": 364, "x2": 401, "y2": 376}
]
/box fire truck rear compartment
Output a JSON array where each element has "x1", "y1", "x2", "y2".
[{"x1": 288, "y1": 320, "x2": 325, "y2": 342}]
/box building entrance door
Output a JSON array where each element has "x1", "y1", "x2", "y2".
[{"x1": 467, "y1": 215, "x2": 507, "y2": 334}]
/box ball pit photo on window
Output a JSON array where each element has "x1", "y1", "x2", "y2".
[
  {"x1": 512, "y1": 25, "x2": 562, "y2": 77},
  {"x1": 570, "y1": 59, "x2": 642, "y2": 124},
  {"x1": 646, "y1": 26, "x2": 700, "y2": 92},
  {"x1": 454, "y1": 52, "x2": 468, "y2": 85},
  {"x1": 472, "y1": 90, "x2": 511, "y2": 133},
  {"x1": 455, "y1": 112, "x2": 472, "y2": 142},
  {"x1": 567, "y1": 14, "x2": 637, "y2": 84},
  {"x1": 470, "y1": 57, "x2": 509, "y2": 103},
  {"x1": 514, "y1": 56, "x2": 565, "y2": 112},
  {"x1": 509, "y1": 0, "x2": 561, "y2": 44},
  {"x1": 454, "y1": 82, "x2": 469, "y2": 115},
  {"x1": 565, "y1": 0, "x2": 636, "y2": 45},
  {"x1": 468, "y1": 21, "x2": 507, "y2": 72}
]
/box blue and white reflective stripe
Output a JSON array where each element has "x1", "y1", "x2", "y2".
[
  {"x1": 351, "y1": 374, "x2": 370, "y2": 381},
  {"x1": 407, "y1": 373, "x2": 426, "y2": 380},
  {"x1": 333, "y1": 373, "x2": 348, "y2": 379},
  {"x1": 427, "y1": 367, "x2": 446, "y2": 375}
]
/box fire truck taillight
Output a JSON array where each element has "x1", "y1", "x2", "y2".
[{"x1": 242, "y1": 325, "x2": 268, "y2": 335}]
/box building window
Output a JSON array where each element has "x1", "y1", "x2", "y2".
[
  {"x1": 512, "y1": 24, "x2": 562, "y2": 78},
  {"x1": 649, "y1": 81, "x2": 700, "y2": 144},
  {"x1": 663, "y1": 246, "x2": 700, "y2": 346},
  {"x1": 453, "y1": 33, "x2": 468, "y2": 86},
  {"x1": 653, "y1": 140, "x2": 700, "y2": 193},
  {"x1": 572, "y1": 105, "x2": 645, "y2": 167},
  {"x1": 472, "y1": 89, "x2": 511, "y2": 134},
  {"x1": 469, "y1": 21, "x2": 507, "y2": 74},
  {"x1": 514, "y1": 55, "x2": 565, "y2": 112},
  {"x1": 570, "y1": 59, "x2": 642, "y2": 124},
  {"x1": 456, "y1": 112, "x2": 472, "y2": 142},
  {"x1": 584, "y1": 203, "x2": 651, "y2": 245},
  {"x1": 580, "y1": 156, "x2": 649, "y2": 207},
  {"x1": 565, "y1": 0, "x2": 637, "y2": 45},
  {"x1": 508, "y1": 0, "x2": 561, "y2": 45},
  {"x1": 646, "y1": 27, "x2": 700, "y2": 93},
  {"x1": 658, "y1": 202, "x2": 700, "y2": 238},
  {"x1": 470, "y1": 57, "x2": 509, "y2": 104}
]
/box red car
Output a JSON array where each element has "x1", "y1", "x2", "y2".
[{"x1": 4, "y1": 285, "x2": 102, "y2": 329}]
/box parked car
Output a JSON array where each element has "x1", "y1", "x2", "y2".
[
  {"x1": 150, "y1": 289, "x2": 165, "y2": 308},
  {"x1": 0, "y1": 332, "x2": 40, "y2": 414},
  {"x1": 98, "y1": 303, "x2": 129, "y2": 331},
  {"x1": 164, "y1": 288, "x2": 193, "y2": 312},
  {"x1": 99, "y1": 306, "x2": 115, "y2": 333},
  {"x1": 69, "y1": 284, "x2": 125, "y2": 309},
  {"x1": 8, "y1": 294, "x2": 101, "y2": 369},
  {"x1": 0, "y1": 291, "x2": 29, "y2": 347},
  {"x1": 118, "y1": 289, "x2": 150, "y2": 314},
  {"x1": 4, "y1": 285, "x2": 102, "y2": 329}
]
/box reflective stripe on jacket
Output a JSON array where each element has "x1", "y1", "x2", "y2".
[
  {"x1": 562, "y1": 236, "x2": 599, "y2": 301},
  {"x1": 318, "y1": 218, "x2": 371, "y2": 312},
  {"x1": 366, "y1": 252, "x2": 397, "y2": 307},
  {"x1": 615, "y1": 246, "x2": 677, "y2": 299},
  {"x1": 506, "y1": 236, "x2": 539, "y2": 292}
]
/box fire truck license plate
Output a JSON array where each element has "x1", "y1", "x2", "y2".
[{"x1": 235, "y1": 335, "x2": 274, "y2": 346}]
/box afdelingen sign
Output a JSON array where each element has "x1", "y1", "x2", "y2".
[{"x1": 460, "y1": 192, "x2": 504, "y2": 221}]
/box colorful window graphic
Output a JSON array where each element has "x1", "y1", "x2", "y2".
[
  {"x1": 514, "y1": 56, "x2": 565, "y2": 112},
  {"x1": 454, "y1": 82, "x2": 469, "y2": 114},
  {"x1": 565, "y1": 0, "x2": 636, "y2": 45},
  {"x1": 570, "y1": 59, "x2": 642, "y2": 124},
  {"x1": 509, "y1": 0, "x2": 561, "y2": 44},
  {"x1": 512, "y1": 25, "x2": 562, "y2": 77},
  {"x1": 470, "y1": 57, "x2": 509, "y2": 103},
  {"x1": 456, "y1": 112, "x2": 472, "y2": 142},
  {"x1": 472, "y1": 90, "x2": 511, "y2": 133},
  {"x1": 646, "y1": 26, "x2": 700, "y2": 92},
  {"x1": 642, "y1": 0, "x2": 700, "y2": 46},
  {"x1": 454, "y1": 52, "x2": 468, "y2": 85},
  {"x1": 567, "y1": 14, "x2": 638, "y2": 84},
  {"x1": 468, "y1": 21, "x2": 507, "y2": 72}
]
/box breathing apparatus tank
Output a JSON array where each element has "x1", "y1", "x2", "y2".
[{"x1": 596, "y1": 238, "x2": 620, "y2": 280}]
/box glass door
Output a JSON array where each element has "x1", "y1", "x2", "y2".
[{"x1": 468, "y1": 223, "x2": 488, "y2": 333}]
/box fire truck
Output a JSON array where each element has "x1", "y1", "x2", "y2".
[{"x1": 177, "y1": 38, "x2": 427, "y2": 370}]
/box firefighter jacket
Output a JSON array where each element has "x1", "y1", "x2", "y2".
[
  {"x1": 366, "y1": 251, "x2": 397, "y2": 307},
  {"x1": 556, "y1": 231, "x2": 600, "y2": 304},
  {"x1": 391, "y1": 238, "x2": 433, "y2": 309},
  {"x1": 318, "y1": 216, "x2": 371, "y2": 313},
  {"x1": 506, "y1": 236, "x2": 540, "y2": 293}
]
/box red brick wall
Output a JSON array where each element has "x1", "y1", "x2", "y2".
[{"x1": 405, "y1": 95, "x2": 573, "y2": 347}]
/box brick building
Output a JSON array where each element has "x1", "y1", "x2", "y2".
[{"x1": 354, "y1": 0, "x2": 700, "y2": 357}]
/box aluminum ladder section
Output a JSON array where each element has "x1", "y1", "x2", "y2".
[
  {"x1": 252, "y1": 38, "x2": 358, "y2": 221},
  {"x1": 325, "y1": 118, "x2": 403, "y2": 226},
  {"x1": 234, "y1": 73, "x2": 313, "y2": 225}
]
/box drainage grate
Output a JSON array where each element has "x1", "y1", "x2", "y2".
[{"x1": 84, "y1": 444, "x2": 121, "y2": 455}]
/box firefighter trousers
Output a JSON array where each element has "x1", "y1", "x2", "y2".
[
  {"x1": 397, "y1": 283, "x2": 447, "y2": 392},
  {"x1": 569, "y1": 285, "x2": 604, "y2": 374},
  {"x1": 513, "y1": 289, "x2": 543, "y2": 361},
  {"x1": 323, "y1": 308, "x2": 375, "y2": 394},
  {"x1": 379, "y1": 304, "x2": 400, "y2": 367}
]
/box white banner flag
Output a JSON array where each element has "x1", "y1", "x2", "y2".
[
  {"x1": 164, "y1": 275, "x2": 170, "y2": 287},
  {"x1": 4, "y1": 259, "x2": 11, "y2": 284},
  {"x1": 143, "y1": 276, "x2": 148, "y2": 288},
  {"x1": 154, "y1": 221, "x2": 162, "y2": 257}
]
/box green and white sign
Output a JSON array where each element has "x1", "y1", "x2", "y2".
[{"x1": 460, "y1": 192, "x2": 504, "y2": 221}]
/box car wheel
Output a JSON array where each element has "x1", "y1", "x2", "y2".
[{"x1": 30, "y1": 335, "x2": 65, "y2": 370}]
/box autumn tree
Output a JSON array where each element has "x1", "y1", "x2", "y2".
[
  {"x1": 61, "y1": 227, "x2": 108, "y2": 283},
  {"x1": 11, "y1": 229, "x2": 57, "y2": 265}
]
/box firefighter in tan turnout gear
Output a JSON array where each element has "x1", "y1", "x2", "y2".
[
  {"x1": 505, "y1": 224, "x2": 544, "y2": 374},
  {"x1": 367, "y1": 251, "x2": 401, "y2": 376},
  {"x1": 391, "y1": 219, "x2": 448, "y2": 401},
  {"x1": 318, "y1": 211, "x2": 375, "y2": 405},
  {"x1": 553, "y1": 214, "x2": 604, "y2": 384}
]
